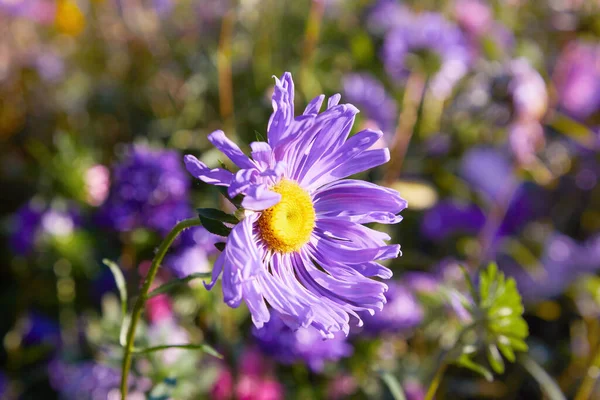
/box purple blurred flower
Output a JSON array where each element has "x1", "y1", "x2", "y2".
[
  {"x1": 185, "y1": 72, "x2": 406, "y2": 337},
  {"x1": 20, "y1": 312, "x2": 61, "y2": 347},
  {"x1": 98, "y1": 145, "x2": 191, "y2": 234},
  {"x1": 455, "y1": 0, "x2": 492, "y2": 37},
  {"x1": 460, "y1": 146, "x2": 516, "y2": 201},
  {"x1": 0, "y1": 0, "x2": 55, "y2": 24},
  {"x1": 366, "y1": 0, "x2": 409, "y2": 35},
  {"x1": 553, "y1": 41, "x2": 600, "y2": 120},
  {"x1": 253, "y1": 312, "x2": 352, "y2": 372},
  {"x1": 500, "y1": 233, "x2": 600, "y2": 302},
  {"x1": 343, "y1": 73, "x2": 397, "y2": 139},
  {"x1": 33, "y1": 52, "x2": 65, "y2": 83},
  {"x1": 508, "y1": 59, "x2": 548, "y2": 121},
  {"x1": 421, "y1": 200, "x2": 485, "y2": 241},
  {"x1": 147, "y1": 318, "x2": 189, "y2": 365},
  {"x1": 167, "y1": 226, "x2": 220, "y2": 278},
  {"x1": 48, "y1": 360, "x2": 150, "y2": 400},
  {"x1": 9, "y1": 200, "x2": 79, "y2": 256},
  {"x1": 359, "y1": 281, "x2": 423, "y2": 335},
  {"x1": 508, "y1": 120, "x2": 545, "y2": 166},
  {"x1": 383, "y1": 12, "x2": 471, "y2": 98}
]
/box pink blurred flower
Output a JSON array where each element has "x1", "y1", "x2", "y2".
[{"x1": 85, "y1": 164, "x2": 110, "y2": 206}]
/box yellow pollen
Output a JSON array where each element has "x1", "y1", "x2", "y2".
[{"x1": 258, "y1": 179, "x2": 315, "y2": 253}]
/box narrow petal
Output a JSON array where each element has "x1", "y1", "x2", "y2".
[
  {"x1": 208, "y1": 130, "x2": 255, "y2": 169},
  {"x1": 268, "y1": 72, "x2": 295, "y2": 147},
  {"x1": 314, "y1": 179, "x2": 407, "y2": 224},
  {"x1": 303, "y1": 94, "x2": 325, "y2": 115},
  {"x1": 184, "y1": 155, "x2": 233, "y2": 186},
  {"x1": 327, "y1": 94, "x2": 341, "y2": 109},
  {"x1": 250, "y1": 141, "x2": 274, "y2": 168},
  {"x1": 241, "y1": 184, "x2": 281, "y2": 211},
  {"x1": 204, "y1": 252, "x2": 225, "y2": 290}
]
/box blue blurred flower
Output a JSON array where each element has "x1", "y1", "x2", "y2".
[
  {"x1": 366, "y1": 0, "x2": 409, "y2": 35},
  {"x1": 500, "y1": 233, "x2": 600, "y2": 303},
  {"x1": 383, "y1": 11, "x2": 470, "y2": 98},
  {"x1": 359, "y1": 281, "x2": 423, "y2": 335},
  {"x1": 167, "y1": 226, "x2": 220, "y2": 278},
  {"x1": 20, "y1": 311, "x2": 61, "y2": 348},
  {"x1": 253, "y1": 312, "x2": 352, "y2": 372},
  {"x1": 98, "y1": 145, "x2": 191, "y2": 234},
  {"x1": 48, "y1": 360, "x2": 150, "y2": 400},
  {"x1": 459, "y1": 146, "x2": 515, "y2": 201},
  {"x1": 343, "y1": 73, "x2": 397, "y2": 139},
  {"x1": 9, "y1": 199, "x2": 80, "y2": 256},
  {"x1": 554, "y1": 41, "x2": 600, "y2": 120},
  {"x1": 421, "y1": 200, "x2": 485, "y2": 242}
]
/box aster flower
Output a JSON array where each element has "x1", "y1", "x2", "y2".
[
  {"x1": 359, "y1": 281, "x2": 423, "y2": 335},
  {"x1": 48, "y1": 360, "x2": 149, "y2": 400},
  {"x1": 421, "y1": 200, "x2": 485, "y2": 242},
  {"x1": 253, "y1": 312, "x2": 352, "y2": 372},
  {"x1": 98, "y1": 145, "x2": 191, "y2": 235},
  {"x1": 382, "y1": 11, "x2": 470, "y2": 98},
  {"x1": 9, "y1": 199, "x2": 80, "y2": 256},
  {"x1": 343, "y1": 73, "x2": 398, "y2": 139},
  {"x1": 553, "y1": 41, "x2": 600, "y2": 120},
  {"x1": 167, "y1": 226, "x2": 220, "y2": 278},
  {"x1": 185, "y1": 72, "x2": 406, "y2": 337}
]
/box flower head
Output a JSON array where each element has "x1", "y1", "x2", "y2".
[
  {"x1": 98, "y1": 145, "x2": 191, "y2": 234},
  {"x1": 253, "y1": 312, "x2": 352, "y2": 372},
  {"x1": 185, "y1": 72, "x2": 406, "y2": 337},
  {"x1": 383, "y1": 12, "x2": 470, "y2": 98},
  {"x1": 343, "y1": 73, "x2": 398, "y2": 139}
]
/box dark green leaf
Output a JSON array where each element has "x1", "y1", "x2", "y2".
[
  {"x1": 214, "y1": 242, "x2": 226, "y2": 252},
  {"x1": 199, "y1": 215, "x2": 232, "y2": 237},
  {"x1": 102, "y1": 259, "x2": 127, "y2": 318},
  {"x1": 217, "y1": 186, "x2": 243, "y2": 207},
  {"x1": 147, "y1": 272, "x2": 213, "y2": 298},
  {"x1": 197, "y1": 208, "x2": 239, "y2": 224}
]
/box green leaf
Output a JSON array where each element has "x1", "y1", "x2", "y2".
[
  {"x1": 487, "y1": 344, "x2": 505, "y2": 374},
  {"x1": 132, "y1": 343, "x2": 222, "y2": 359},
  {"x1": 217, "y1": 186, "x2": 243, "y2": 207},
  {"x1": 457, "y1": 354, "x2": 493, "y2": 382},
  {"x1": 199, "y1": 215, "x2": 232, "y2": 237},
  {"x1": 520, "y1": 354, "x2": 567, "y2": 400},
  {"x1": 147, "y1": 272, "x2": 213, "y2": 298},
  {"x1": 197, "y1": 208, "x2": 239, "y2": 224},
  {"x1": 380, "y1": 372, "x2": 407, "y2": 400},
  {"x1": 102, "y1": 259, "x2": 127, "y2": 318}
]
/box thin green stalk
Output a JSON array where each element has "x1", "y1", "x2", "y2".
[
  {"x1": 425, "y1": 359, "x2": 449, "y2": 400},
  {"x1": 120, "y1": 218, "x2": 202, "y2": 398},
  {"x1": 574, "y1": 344, "x2": 600, "y2": 400}
]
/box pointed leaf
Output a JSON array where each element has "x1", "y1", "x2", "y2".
[
  {"x1": 457, "y1": 354, "x2": 493, "y2": 382},
  {"x1": 102, "y1": 259, "x2": 128, "y2": 318},
  {"x1": 147, "y1": 272, "x2": 213, "y2": 298},
  {"x1": 197, "y1": 208, "x2": 239, "y2": 224},
  {"x1": 487, "y1": 344, "x2": 505, "y2": 374},
  {"x1": 132, "y1": 343, "x2": 222, "y2": 359},
  {"x1": 199, "y1": 215, "x2": 232, "y2": 237},
  {"x1": 380, "y1": 372, "x2": 407, "y2": 400}
]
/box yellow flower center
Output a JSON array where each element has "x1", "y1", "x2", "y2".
[{"x1": 258, "y1": 179, "x2": 315, "y2": 253}]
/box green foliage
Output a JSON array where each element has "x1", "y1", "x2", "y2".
[
  {"x1": 196, "y1": 208, "x2": 237, "y2": 237},
  {"x1": 147, "y1": 272, "x2": 213, "y2": 299},
  {"x1": 453, "y1": 263, "x2": 529, "y2": 381}
]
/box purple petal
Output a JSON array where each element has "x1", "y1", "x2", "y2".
[
  {"x1": 204, "y1": 252, "x2": 225, "y2": 290},
  {"x1": 184, "y1": 155, "x2": 233, "y2": 186},
  {"x1": 208, "y1": 130, "x2": 255, "y2": 169},
  {"x1": 313, "y1": 180, "x2": 407, "y2": 224},
  {"x1": 303, "y1": 94, "x2": 325, "y2": 115},
  {"x1": 241, "y1": 184, "x2": 281, "y2": 211},
  {"x1": 268, "y1": 72, "x2": 295, "y2": 147}
]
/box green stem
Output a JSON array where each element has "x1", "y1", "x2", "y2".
[
  {"x1": 574, "y1": 344, "x2": 600, "y2": 400},
  {"x1": 120, "y1": 218, "x2": 202, "y2": 398},
  {"x1": 425, "y1": 359, "x2": 448, "y2": 400}
]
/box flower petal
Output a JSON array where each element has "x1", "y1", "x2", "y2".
[
  {"x1": 314, "y1": 179, "x2": 407, "y2": 224},
  {"x1": 184, "y1": 155, "x2": 233, "y2": 186},
  {"x1": 268, "y1": 72, "x2": 295, "y2": 147},
  {"x1": 208, "y1": 130, "x2": 255, "y2": 169},
  {"x1": 241, "y1": 184, "x2": 281, "y2": 211}
]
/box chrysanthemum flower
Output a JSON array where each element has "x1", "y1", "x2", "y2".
[{"x1": 185, "y1": 72, "x2": 406, "y2": 337}]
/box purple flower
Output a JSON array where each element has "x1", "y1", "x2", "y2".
[
  {"x1": 421, "y1": 200, "x2": 485, "y2": 242},
  {"x1": 553, "y1": 41, "x2": 600, "y2": 120},
  {"x1": 359, "y1": 281, "x2": 423, "y2": 335},
  {"x1": 459, "y1": 146, "x2": 516, "y2": 201},
  {"x1": 9, "y1": 200, "x2": 79, "y2": 256},
  {"x1": 383, "y1": 12, "x2": 470, "y2": 98},
  {"x1": 343, "y1": 73, "x2": 397, "y2": 139},
  {"x1": 185, "y1": 72, "x2": 406, "y2": 337},
  {"x1": 253, "y1": 312, "x2": 352, "y2": 372},
  {"x1": 500, "y1": 233, "x2": 600, "y2": 302},
  {"x1": 20, "y1": 312, "x2": 61, "y2": 347},
  {"x1": 98, "y1": 145, "x2": 191, "y2": 234},
  {"x1": 167, "y1": 226, "x2": 220, "y2": 278},
  {"x1": 454, "y1": 0, "x2": 492, "y2": 37},
  {"x1": 508, "y1": 120, "x2": 545, "y2": 166},
  {"x1": 0, "y1": 0, "x2": 56, "y2": 24},
  {"x1": 48, "y1": 360, "x2": 149, "y2": 400},
  {"x1": 508, "y1": 59, "x2": 548, "y2": 121},
  {"x1": 366, "y1": 0, "x2": 409, "y2": 35}
]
